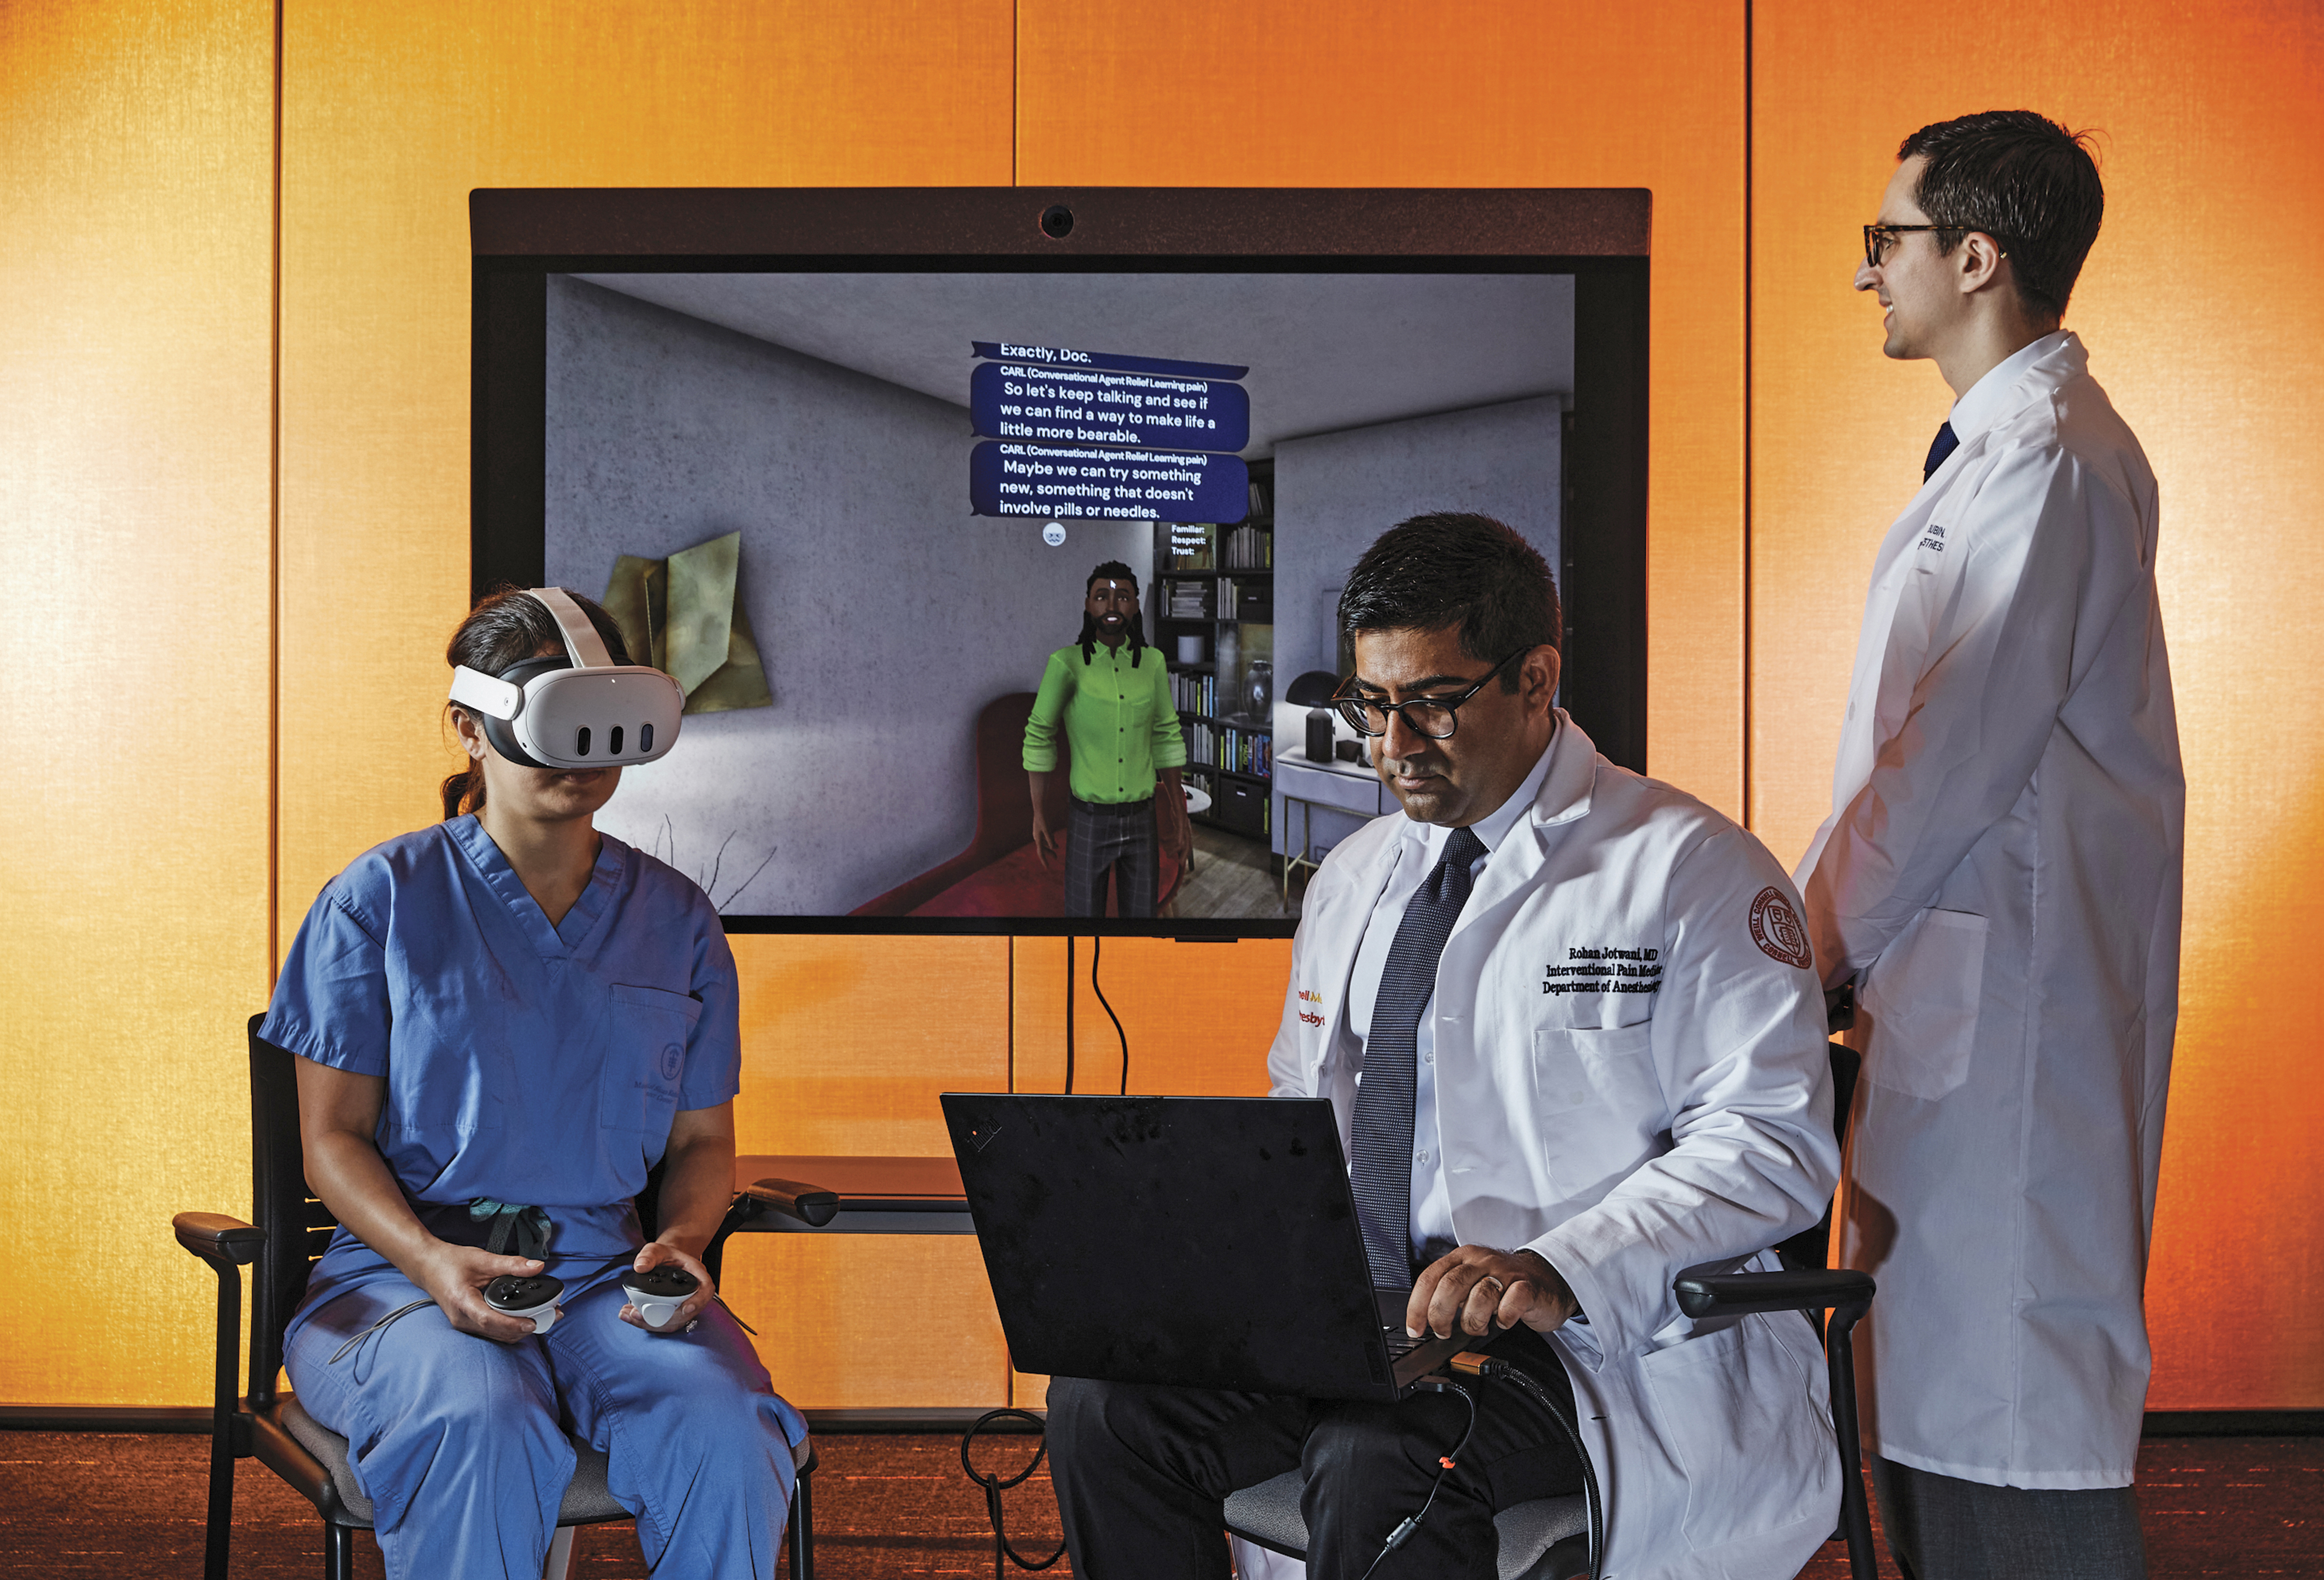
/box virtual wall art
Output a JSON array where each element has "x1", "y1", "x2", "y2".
[{"x1": 600, "y1": 529, "x2": 774, "y2": 714}]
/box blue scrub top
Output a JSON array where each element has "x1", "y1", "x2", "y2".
[{"x1": 262, "y1": 814, "x2": 742, "y2": 1280}]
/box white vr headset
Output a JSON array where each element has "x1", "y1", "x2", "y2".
[{"x1": 448, "y1": 587, "x2": 686, "y2": 770}]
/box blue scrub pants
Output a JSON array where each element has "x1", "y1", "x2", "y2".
[{"x1": 285, "y1": 1263, "x2": 805, "y2": 1580}]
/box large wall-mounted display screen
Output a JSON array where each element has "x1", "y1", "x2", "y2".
[{"x1": 472, "y1": 190, "x2": 1649, "y2": 936}]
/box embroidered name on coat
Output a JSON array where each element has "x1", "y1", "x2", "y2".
[{"x1": 1545, "y1": 946, "x2": 1662, "y2": 996}]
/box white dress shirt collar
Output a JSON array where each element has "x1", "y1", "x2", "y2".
[{"x1": 1949, "y1": 328, "x2": 2073, "y2": 444}]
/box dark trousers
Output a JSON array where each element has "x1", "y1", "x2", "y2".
[
  {"x1": 1046, "y1": 1323, "x2": 1585, "y2": 1580},
  {"x1": 1064, "y1": 796, "x2": 1158, "y2": 919},
  {"x1": 1872, "y1": 1456, "x2": 2148, "y2": 1580}
]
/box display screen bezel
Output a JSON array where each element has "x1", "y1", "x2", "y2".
[{"x1": 471, "y1": 187, "x2": 1650, "y2": 937}]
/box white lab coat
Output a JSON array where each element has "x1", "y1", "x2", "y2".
[
  {"x1": 1795, "y1": 332, "x2": 2184, "y2": 1489},
  {"x1": 1262, "y1": 714, "x2": 1843, "y2": 1580}
]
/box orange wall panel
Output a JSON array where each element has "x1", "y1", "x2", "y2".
[
  {"x1": 1751, "y1": 2, "x2": 2324, "y2": 1406},
  {"x1": 732, "y1": 935, "x2": 1012, "y2": 1157},
  {"x1": 721, "y1": 925, "x2": 1017, "y2": 1405},
  {"x1": 0, "y1": 0, "x2": 275, "y2": 1406},
  {"x1": 1017, "y1": 0, "x2": 1751, "y2": 815},
  {"x1": 9, "y1": 0, "x2": 2315, "y2": 1417},
  {"x1": 720, "y1": 1234, "x2": 1009, "y2": 1411},
  {"x1": 1009, "y1": 936, "x2": 1292, "y2": 1099}
]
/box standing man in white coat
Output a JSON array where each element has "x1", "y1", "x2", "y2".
[
  {"x1": 1047, "y1": 514, "x2": 1844, "y2": 1580},
  {"x1": 1796, "y1": 111, "x2": 2184, "y2": 1580}
]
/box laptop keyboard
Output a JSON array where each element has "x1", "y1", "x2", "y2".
[{"x1": 1382, "y1": 1327, "x2": 1423, "y2": 1358}]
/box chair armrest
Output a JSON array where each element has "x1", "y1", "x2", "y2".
[
  {"x1": 741, "y1": 1178, "x2": 841, "y2": 1228},
  {"x1": 1675, "y1": 1268, "x2": 1874, "y2": 1319},
  {"x1": 175, "y1": 1212, "x2": 266, "y2": 1265}
]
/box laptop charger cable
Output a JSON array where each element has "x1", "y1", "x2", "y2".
[{"x1": 1449, "y1": 1350, "x2": 1603, "y2": 1580}]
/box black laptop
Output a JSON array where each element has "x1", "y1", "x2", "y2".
[{"x1": 940, "y1": 1092, "x2": 1476, "y2": 1401}]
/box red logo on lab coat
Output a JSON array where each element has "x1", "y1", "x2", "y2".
[{"x1": 1748, "y1": 887, "x2": 1813, "y2": 970}]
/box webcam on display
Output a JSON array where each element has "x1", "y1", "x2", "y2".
[{"x1": 1039, "y1": 203, "x2": 1074, "y2": 240}]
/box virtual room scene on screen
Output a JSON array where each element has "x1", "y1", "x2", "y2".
[{"x1": 542, "y1": 271, "x2": 1570, "y2": 920}]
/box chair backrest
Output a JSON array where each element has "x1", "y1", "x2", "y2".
[
  {"x1": 973, "y1": 690, "x2": 1070, "y2": 859},
  {"x1": 1774, "y1": 1040, "x2": 1865, "y2": 1277},
  {"x1": 850, "y1": 690, "x2": 1070, "y2": 916},
  {"x1": 1827, "y1": 1039, "x2": 1861, "y2": 1153},
  {"x1": 246, "y1": 1016, "x2": 333, "y2": 1409}
]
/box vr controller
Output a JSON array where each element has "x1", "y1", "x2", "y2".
[
  {"x1": 483, "y1": 1273, "x2": 566, "y2": 1335},
  {"x1": 481, "y1": 1265, "x2": 704, "y2": 1335},
  {"x1": 622, "y1": 1265, "x2": 701, "y2": 1331}
]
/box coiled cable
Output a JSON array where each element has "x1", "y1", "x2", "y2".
[{"x1": 960, "y1": 1408, "x2": 1068, "y2": 1579}]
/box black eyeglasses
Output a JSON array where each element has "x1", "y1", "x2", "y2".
[
  {"x1": 1332, "y1": 647, "x2": 1532, "y2": 740},
  {"x1": 1862, "y1": 223, "x2": 1946, "y2": 269}
]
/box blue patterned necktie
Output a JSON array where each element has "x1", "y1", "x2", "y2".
[
  {"x1": 1349, "y1": 825, "x2": 1488, "y2": 1290},
  {"x1": 1923, "y1": 419, "x2": 1960, "y2": 482}
]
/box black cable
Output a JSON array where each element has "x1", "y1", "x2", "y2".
[
  {"x1": 1062, "y1": 935, "x2": 1074, "y2": 1094},
  {"x1": 1356, "y1": 1377, "x2": 1477, "y2": 1580},
  {"x1": 1092, "y1": 932, "x2": 1129, "y2": 1094},
  {"x1": 327, "y1": 1298, "x2": 432, "y2": 1364},
  {"x1": 1465, "y1": 1358, "x2": 1603, "y2": 1580},
  {"x1": 960, "y1": 1408, "x2": 1068, "y2": 1578}
]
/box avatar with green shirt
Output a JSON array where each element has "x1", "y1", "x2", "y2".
[{"x1": 1024, "y1": 562, "x2": 1194, "y2": 918}]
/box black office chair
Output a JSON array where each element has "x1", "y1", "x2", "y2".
[
  {"x1": 1222, "y1": 1038, "x2": 1879, "y2": 1580},
  {"x1": 173, "y1": 1016, "x2": 824, "y2": 1580}
]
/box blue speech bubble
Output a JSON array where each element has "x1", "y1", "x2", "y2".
[
  {"x1": 971, "y1": 443, "x2": 1251, "y2": 524},
  {"x1": 971, "y1": 363, "x2": 1249, "y2": 453}
]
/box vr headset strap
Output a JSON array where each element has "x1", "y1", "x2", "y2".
[
  {"x1": 448, "y1": 665, "x2": 523, "y2": 721},
  {"x1": 530, "y1": 586, "x2": 613, "y2": 670}
]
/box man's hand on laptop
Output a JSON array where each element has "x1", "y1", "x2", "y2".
[{"x1": 1407, "y1": 1246, "x2": 1578, "y2": 1339}]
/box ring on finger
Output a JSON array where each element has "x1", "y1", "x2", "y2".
[{"x1": 1477, "y1": 1275, "x2": 1507, "y2": 1298}]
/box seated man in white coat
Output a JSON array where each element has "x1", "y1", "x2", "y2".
[{"x1": 1045, "y1": 513, "x2": 1845, "y2": 1580}]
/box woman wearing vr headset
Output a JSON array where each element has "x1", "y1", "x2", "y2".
[{"x1": 258, "y1": 586, "x2": 806, "y2": 1580}]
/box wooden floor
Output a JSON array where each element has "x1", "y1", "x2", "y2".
[
  {"x1": 4, "y1": 1429, "x2": 2320, "y2": 1577},
  {"x1": 1169, "y1": 823, "x2": 1304, "y2": 921}
]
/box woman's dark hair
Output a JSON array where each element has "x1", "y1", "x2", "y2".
[
  {"x1": 440, "y1": 586, "x2": 633, "y2": 819},
  {"x1": 1337, "y1": 513, "x2": 1561, "y2": 688},
  {"x1": 1076, "y1": 559, "x2": 1148, "y2": 666},
  {"x1": 1898, "y1": 110, "x2": 2104, "y2": 322}
]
